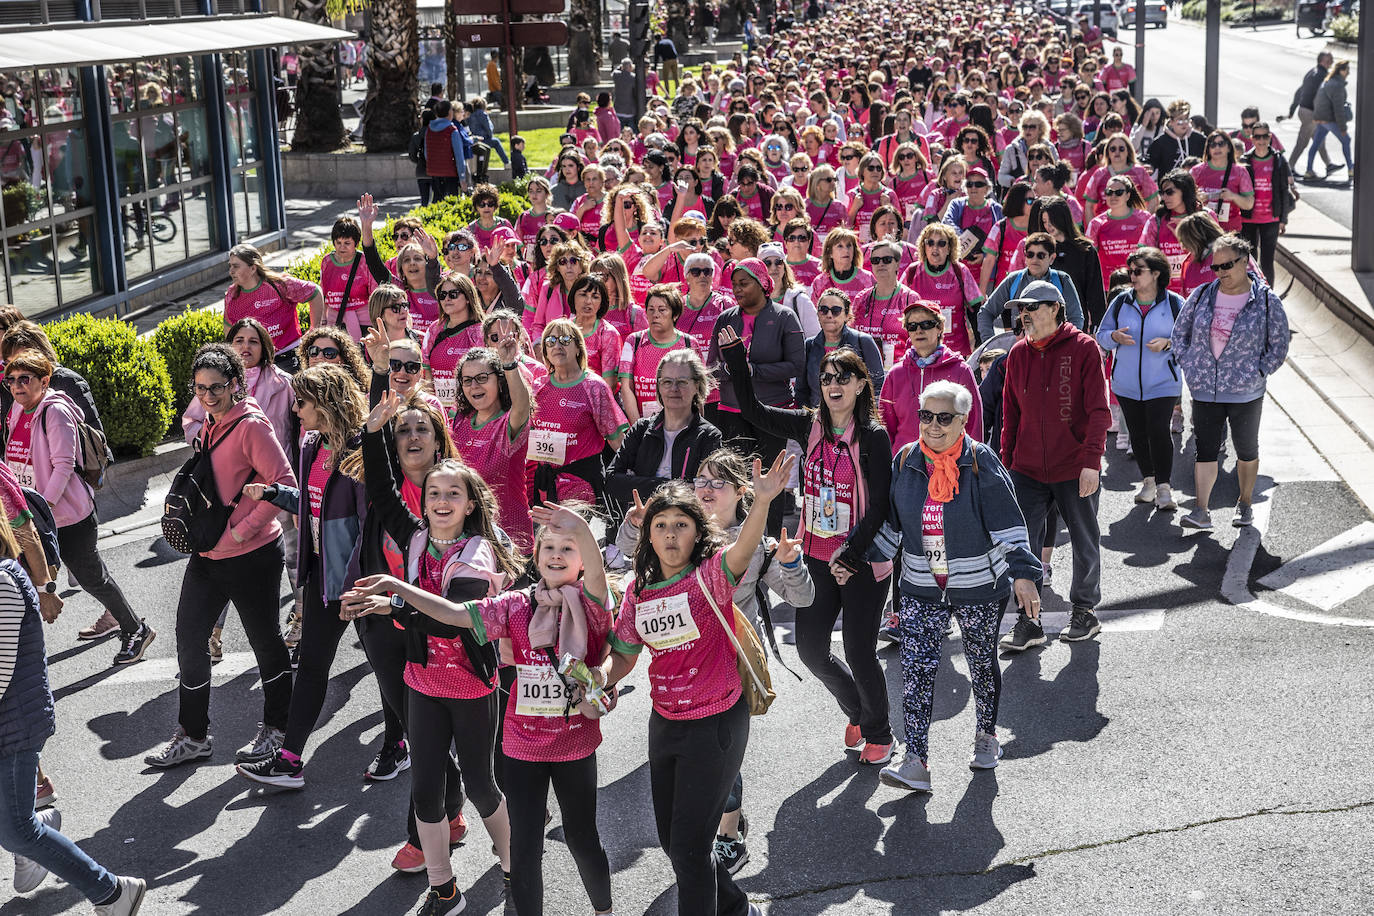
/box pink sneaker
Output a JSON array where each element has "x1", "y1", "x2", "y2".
[
  {"x1": 450, "y1": 812, "x2": 468, "y2": 845},
  {"x1": 390, "y1": 842, "x2": 425, "y2": 873},
  {"x1": 35, "y1": 775, "x2": 56, "y2": 810},
  {"x1": 844, "y1": 723, "x2": 864, "y2": 751}
]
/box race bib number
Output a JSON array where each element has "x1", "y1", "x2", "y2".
[
  {"x1": 7, "y1": 460, "x2": 32, "y2": 489},
  {"x1": 640, "y1": 400, "x2": 662, "y2": 420},
  {"x1": 1216, "y1": 201, "x2": 1232, "y2": 224},
  {"x1": 904, "y1": 199, "x2": 920, "y2": 222},
  {"x1": 514, "y1": 663, "x2": 568, "y2": 717},
  {"x1": 808, "y1": 485, "x2": 850, "y2": 536},
  {"x1": 527, "y1": 427, "x2": 569, "y2": 464},
  {"x1": 957, "y1": 228, "x2": 981, "y2": 260},
  {"x1": 923, "y1": 502, "x2": 947, "y2": 578},
  {"x1": 941, "y1": 305, "x2": 955, "y2": 332},
  {"x1": 1166, "y1": 252, "x2": 1187, "y2": 275},
  {"x1": 882, "y1": 340, "x2": 897, "y2": 371},
  {"x1": 433, "y1": 374, "x2": 457, "y2": 406},
  {"x1": 635, "y1": 591, "x2": 700, "y2": 650}
]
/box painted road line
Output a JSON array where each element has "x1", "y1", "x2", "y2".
[
  {"x1": 102, "y1": 652, "x2": 263, "y2": 686},
  {"x1": 1257, "y1": 521, "x2": 1374, "y2": 612}
]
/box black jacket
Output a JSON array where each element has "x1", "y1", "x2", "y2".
[
  {"x1": 795, "y1": 326, "x2": 886, "y2": 409},
  {"x1": 1146, "y1": 130, "x2": 1207, "y2": 179},
  {"x1": 1239, "y1": 150, "x2": 1297, "y2": 224},
  {"x1": 1055, "y1": 238, "x2": 1108, "y2": 332},
  {"x1": 606, "y1": 411, "x2": 723, "y2": 510},
  {"x1": 1290, "y1": 64, "x2": 1329, "y2": 115}
]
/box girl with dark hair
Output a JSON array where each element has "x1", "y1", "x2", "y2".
[
  {"x1": 146, "y1": 344, "x2": 295, "y2": 769},
  {"x1": 1030, "y1": 159, "x2": 1085, "y2": 226},
  {"x1": 1190, "y1": 128, "x2": 1255, "y2": 235},
  {"x1": 720, "y1": 328, "x2": 896, "y2": 766},
  {"x1": 1139, "y1": 169, "x2": 1204, "y2": 295},
  {"x1": 980, "y1": 182, "x2": 1032, "y2": 294},
  {"x1": 597, "y1": 453, "x2": 793, "y2": 916},
  {"x1": 422, "y1": 272, "x2": 486, "y2": 410},
  {"x1": 1084, "y1": 133, "x2": 1158, "y2": 223},
  {"x1": 568, "y1": 273, "x2": 622, "y2": 386},
  {"x1": 1024, "y1": 195, "x2": 1106, "y2": 329}
]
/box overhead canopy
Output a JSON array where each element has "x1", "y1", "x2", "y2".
[{"x1": 0, "y1": 15, "x2": 355, "y2": 71}]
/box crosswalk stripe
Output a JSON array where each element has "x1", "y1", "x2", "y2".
[{"x1": 1257, "y1": 521, "x2": 1374, "y2": 612}]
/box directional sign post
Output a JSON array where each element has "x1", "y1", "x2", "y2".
[{"x1": 454, "y1": 0, "x2": 570, "y2": 137}]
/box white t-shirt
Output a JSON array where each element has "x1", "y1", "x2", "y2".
[{"x1": 656, "y1": 428, "x2": 682, "y2": 479}]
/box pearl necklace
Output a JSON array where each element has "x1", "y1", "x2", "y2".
[{"x1": 429, "y1": 534, "x2": 460, "y2": 546}]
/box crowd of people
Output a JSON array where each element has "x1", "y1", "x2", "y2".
[{"x1": 1, "y1": 0, "x2": 1302, "y2": 914}]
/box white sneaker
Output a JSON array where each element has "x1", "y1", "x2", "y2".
[
  {"x1": 879, "y1": 752, "x2": 932, "y2": 791},
  {"x1": 1134, "y1": 477, "x2": 1157, "y2": 504},
  {"x1": 970, "y1": 732, "x2": 1004, "y2": 770},
  {"x1": 14, "y1": 807, "x2": 60, "y2": 892},
  {"x1": 1155, "y1": 484, "x2": 1177, "y2": 511},
  {"x1": 93, "y1": 875, "x2": 148, "y2": 915},
  {"x1": 1116, "y1": 429, "x2": 1131, "y2": 451}
]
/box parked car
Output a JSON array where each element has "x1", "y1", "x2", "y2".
[
  {"x1": 1075, "y1": 0, "x2": 1120, "y2": 34},
  {"x1": 1118, "y1": 0, "x2": 1168, "y2": 26}
]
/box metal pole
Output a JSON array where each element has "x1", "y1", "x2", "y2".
[
  {"x1": 631, "y1": 0, "x2": 648, "y2": 123},
  {"x1": 501, "y1": 0, "x2": 519, "y2": 137},
  {"x1": 1204, "y1": 0, "x2": 1220, "y2": 127},
  {"x1": 1134, "y1": 0, "x2": 1146, "y2": 103},
  {"x1": 1352, "y1": 0, "x2": 1374, "y2": 271}
]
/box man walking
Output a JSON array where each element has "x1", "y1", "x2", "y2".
[
  {"x1": 1287, "y1": 51, "x2": 1336, "y2": 175},
  {"x1": 613, "y1": 59, "x2": 638, "y2": 130},
  {"x1": 998, "y1": 282, "x2": 1110, "y2": 650}
]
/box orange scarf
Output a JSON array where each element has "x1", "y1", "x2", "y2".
[{"x1": 919, "y1": 436, "x2": 963, "y2": 504}]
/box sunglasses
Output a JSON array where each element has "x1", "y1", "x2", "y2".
[
  {"x1": 841, "y1": 153, "x2": 859, "y2": 161},
  {"x1": 687, "y1": 267, "x2": 713, "y2": 277},
  {"x1": 461, "y1": 371, "x2": 494, "y2": 387},
  {"x1": 1026, "y1": 249, "x2": 1052, "y2": 260},
  {"x1": 1127, "y1": 267, "x2": 1150, "y2": 277},
  {"x1": 763, "y1": 258, "x2": 783, "y2": 268},
  {"x1": 1, "y1": 374, "x2": 38, "y2": 389},
  {"x1": 557, "y1": 256, "x2": 582, "y2": 266},
  {"x1": 817, "y1": 304, "x2": 846, "y2": 316},
  {"x1": 871, "y1": 255, "x2": 899, "y2": 265},
  {"x1": 818, "y1": 369, "x2": 856, "y2": 386},
  {"x1": 819, "y1": 177, "x2": 835, "y2": 184},
  {"x1": 792, "y1": 166, "x2": 809, "y2": 172},
  {"x1": 1029, "y1": 153, "x2": 1050, "y2": 162},
  {"x1": 906, "y1": 318, "x2": 940, "y2": 332},
  {"x1": 543, "y1": 334, "x2": 575, "y2": 346},
  {"x1": 537, "y1": 237, "x2": 558, "y2": 247},
  {"x1": 925, "y1": 238, "x2": 950, "y2": 249},
  {"x1": 918, "y1": 409, "x2": 962, "y2": 426},
  {"x1": 1103, "y1": 187, "x2": 1128, "y2": 197},
  {"x1": 898, "y1": 152, "x2": 917, "y2": 160},
  {"x1": 961, "y1": 136, "x2": 980, "y2": 144},
  {"x1": 967, "y1": 181, "x2": 989, "y2": 189},
  {"x1": 1208, "y1": 140, "x2": 1230, "y2": 148},
  {"x1": 1212, "y1": 256, "x2": 1242, "y2": 271},
  {"x1": 293, "y1": 396, "x2": 310, "y2": 409},
  {"x1": 395, "y1": 231, "x2": 414, "y2": 242},
  {"x1": 693, "y1": 476, "x2": 730, "y2": 489},
  {"x1": 306, "y1": 345, "x2": 341, "y2": 359},
  {"x1": 475, "y1": 201, "x2": 497, "y2": 209},
  {"x1": 1160, "y1": 186, "x2": 1180, "y2": 195},
  {"x1": 191, "y1": 381, "x2": 230, "y2": 396},
  {"x1": 386, "y1": 302, "x2": 410, "y2": 313},
  {"x1": 1020, "y1": 301, "x2": 1050, "y2": 313},
  {"x1": 775, "y1": 203, "x2": 797, "y2": 211},
  {"x1": 1251, "y1": 132, "x2": 1271, "y2": 140},
  {"x1": 389, "y1": 359, "x2": 422, "y2": 374},
  {"x1": 438, "y1": 288, "x2": 467, "y2": 300}
]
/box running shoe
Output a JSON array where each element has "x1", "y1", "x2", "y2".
[
  {"x1": 970, "y1": 732, "x2": 1004, "y2": 770},
  {"x1": 1302, "y1": 170, "x2": 1320, "y2": 180},
  {"x1": 844, "y1": 723, "x2": 864, "y2": 751},
  {"x1": 1233, "y1": 502, "x2": 1255, "y2": 527},
  {"x1": 234, "y1": 723, "x2": 285, "y2": 764},
  {"x1": 236, "y1": 751, "x2": 305, "y2": 788},
  {"x1": 288, "y1": 643, "x2": 301, "y2": 670},
  {"x1": 14, "y1": 807, "x2": 59, "y2": 892},
  {"x1": 1116, "y1": 429, "x2": 1131, "y2": 451},
  {"x1": 503, "y1": 871, "x2": 515, "y2": 914},
  {"x1": 714, "y1": 833, "x2": 749, "y2": 875},
  {"x1": 739, "y1": 812, "x2": 750, "y2": 840},
  {"x1": 879, "y1": 753, "x2": 932, "y2": 791},
  {"x1": 366, "y1": 739, "x2": 411, "y2": 781},
  {"x1": 1063, "y1": 609, "x2": 1102, "y2": 642},
  {"x1": 877, "y1": 607, "x2": 901, "y2": 644},
  {"x1": 391, "y1": 842, "x2": 426, "y2": 873},
  {"x1": 112, "y1": 620, "x2": 156, "y2": 666},
  {"x1": 78, "y1": 610, "x2": 119, "y2": 641},
  {"x1": 34, "y1": 773, "x2": 56, "y2": 810},
  {"x1": 1155, "y1": 484, "x2": 1177, "y2": 511},
  {"x1": 1134, "y1": 478, "x2": 1157, "y2": 504},
  {"x1": 415, "y1": 882, "x2": 466, "y2": 916},
  {"x1": 282, "y1": 612, "x2": 302, "y2": 648},
  {"x1": 1000, "y1": 614, "x2": 1045, "y2": 652},
  {"x1": 209, "y1": 627, "x2": 223, "y2": 665},
  {"x1": 450, "y1": 812, "x2": 468, "y2": 845},
  {"x1": 858, "y1": 740, "x2": 894, "y2": 765},
  {"x1": 1181, "y1": 507, "x2": 1213, "y2": 530},
  {"x1": 1328, "y1": 162, "x2": 1346, "y2": 174},
  {"x1": 145, "y1": 728, "x2": 213, "y2": 768},
  {"x1": 93, "y1": 875, "x2": 147, "y2": 916}
]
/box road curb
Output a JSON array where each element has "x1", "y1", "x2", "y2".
[
  {"x1": 95, "y1": 438, "x2": 190, "y2": 543},
  {"x1": 1276, "y1": 241, "x2": 1374, "y2": 346}
]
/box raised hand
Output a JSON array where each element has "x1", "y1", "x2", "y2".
[
  {"x1": 357, "y1": 192, "x2": 378, "y2": 227},
  {"x1": 362, "y1": 322, "x2": 392, "y2": 366},
  {"x1": 366, "y1": 389, "x2": 404, "y2": 433},
  {"x1": 530, "y1": 501, "x2": 583, "y2": 536},
  {"x1": 775, "y1": 525, "x2": 801, "y2": 565},
  {"x1": 752, "y1": 450, "x2": 796, "y2": 505},
  {"x1": 718, "y1": 325, "x2": 742, "y2": 348},
  {"x1": 625, "y1": 490, "x2": 647, "y2": 529}
]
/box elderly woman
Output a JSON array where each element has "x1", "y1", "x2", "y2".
[
  {"x1": 1097, "y1": 248, "x2": 1185, "y2": 512},
  {"x1": 879, "y1": 379, "x2": 1040, "y2": 792},
  {"x1": 678, "y1": 250, "x2": 733, "y2": 366},
  {"x1": 795, "y1": 289, "x2": 886, "y2": 409},
  {"x1": 1171, "y1": 233, "x2": 1289, "y2": 530},
  {"x1": 607, "y1": 348, "x2": 723, "y2": 514}
]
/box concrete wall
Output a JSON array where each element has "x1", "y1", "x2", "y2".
[{"x1": 282, "y1": 152, "x2": 511, "y2": 199}]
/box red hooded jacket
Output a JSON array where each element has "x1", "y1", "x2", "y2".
[{"x1": 1001, "y1": 323, "x2": 1110, "y2": 484}]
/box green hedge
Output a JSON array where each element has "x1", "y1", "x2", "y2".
[
  {"x1": 150, "y1": 307, "x2": 226, "y2": 416},
  {"x1": 45, "y1": 314, "x2": 175, "y2": 458},
  {"x1": 286, "y1": 180, "x2": 533, "y2": 285},
  {"x1": 1332, "y1": 13, "x2": 1358, "y2": 40},
  {"x1": 1179, "y1": 0, "x2": 1288, "y2": 21}
]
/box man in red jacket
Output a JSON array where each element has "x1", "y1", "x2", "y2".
[{"x1": 998, "y1": 280, "x2": 1110, "y2": 650}]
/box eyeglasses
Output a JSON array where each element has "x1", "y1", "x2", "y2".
[
  {"x1": 1212, "y1": 256, "x2": 1242, "y2": 271},
  {"x1": 785, "y1": 233, "x2": 810, "y2": 243},
  {"x1": 817, "y1": 304, "x2": 846, "y2": 316},
  {"x1": 386, "y1": 302, "x2": 410, "y2": 313},
  {"x1": 871, "y1": 254, "x2": 899, "y2": 265},
  {"x1": 818, "y1": 369, "x2": 856, "y2": 386},
  {"x1": 918, "y1": 409, "x2": 963, "y2": 426},
  {"x1": 1026, "y1": 249, "x2": 1052, "y2": 260},
  {"x1": 1, "y1": 374, "x2": 38, "y2": 389},
  {"x1": 389, "y1": 358, "x2": 422, "y2": 374},
  {"x1": 307, "y1": 345, "x2": 341, "y2": 359},
  {"x1": 557, "y1": 256, "x2": 582, "y2": 266},
  {"x1": 438, "y1": 288, "x2": 466, "y2": 300},
  {"x1": 1103, "y1": 187, "x2": 1128, "y2": 197},
  {"x1": 693, "y1": 476, "x2": 729, "y2": 489},
  {"x1": 1128, "y1": 267, "x2": 1149, "y2": 277},
  {"x1": 906, "y1": 318, "x2": 940, "y2": 332},
  {"x1": 687, "y1": 267, "x2": 713, "y2": 277},
  {"x1": 189, "y1": 381, "x2": 229, "y2": 396},
  {"x1": 543, "y1": 334, "x2": 575, "y2": 347},
  {"x1": 658, "y1": 377, "x2": 693, "y2": 389},
  {"x1": 924, "y1": 238, "x2": 950, "y2": 249},
  {"x1": 461, "y1": 371, "x2": 494, "y2": 387},
  {"x1": 763, "y1": 258, "x2": 783, "y2": 268}
]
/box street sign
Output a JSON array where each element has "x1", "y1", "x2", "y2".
[
  {"x1": 454, "y1": 21, "x2": 569, "y2": 47},
  {"x1": 463, "y1": 0, "x2": 565, "y2": 13}
]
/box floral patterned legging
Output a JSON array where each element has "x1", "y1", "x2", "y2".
[{"x1": 897, "y1": 596, "x2": 1004, "y2": 764}]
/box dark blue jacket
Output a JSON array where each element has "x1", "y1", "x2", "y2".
[
  {"x1": 0, "y1": 558, "x2": 53, "y2": 757},
  {"x1": 795, "y1": 325, "x2": 886, "y2": 408},
  {"x1": 268, "y1": 432, "x2": 368, "y2": 602}
]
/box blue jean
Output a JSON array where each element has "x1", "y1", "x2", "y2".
[
  {"x1": 1308, "y1": 122, "x2": 1353, "y2": 171},
  {"x1": 0, "y1": 750, "x2": 117, "y2": 903}
]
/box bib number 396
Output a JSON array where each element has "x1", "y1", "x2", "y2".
[{"x1": 527, "y1": 428, "x2": 569, "y2": 464}]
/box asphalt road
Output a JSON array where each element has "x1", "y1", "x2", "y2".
[
  {"x1": 1116, "y1": 16, "x2": 1356, "y2": 230},
  {"x1": 5, "y1": 366, "x2": 1374, "y2": 913}
]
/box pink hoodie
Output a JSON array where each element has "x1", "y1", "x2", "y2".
[
  {"x1": 7, "y1": 390, "x2": 92, "y2": 528},
  {"x1": 195, "y1": 397, "x2": 296, "y2": 560},
  {"x1": 879, "y1": 345, "x2": 984, "y2": 450},
  {"x1": 181, "y1": 364, "x2": 294, "y2": 449}
]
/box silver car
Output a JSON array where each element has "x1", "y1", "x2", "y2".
[{"x1": 1118, "y1": 0, "x2": 1169, "y2": 27}]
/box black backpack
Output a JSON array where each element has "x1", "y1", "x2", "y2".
[
  {"x1": 21, "y1": 486, "x2": 61, "y2": 573},
  {"x1": 161, "y1": 417, "x2": 256, "y2": 555}
]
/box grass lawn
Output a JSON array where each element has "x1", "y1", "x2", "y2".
[{"x1": 512, "y1": 126, "x2": 568, "y2": 170}]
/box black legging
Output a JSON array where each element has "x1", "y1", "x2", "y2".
[
  {"x1": 505, "y1": 754, "x2": 612, "y2": 915},
  {"x1": 356, "y1": 617, "x2": 465, "y2": 846},
  {"x1": 408, "y1": 688, "x2": 504, "y2": 823},
  {"x1": 282, "y1": 570, "x2": 351, "y2": 757},
  {"x1": 648, "y1": 697, "x2": 750, "y2": 916},
  {"x1": 493, "y1": 664, "x2": 517, "y2": 793},
  {"x1": 799, "y1": 557, "x2": 893, "y2": 745},
  {"x1": 1241, "y1": 220, "x2": 1281, "y2": 288},
  {"x1": 1117, "y1": 395, "x2": 1177, "y2": 486},
  {"x1": 58, "y1": 512, "x2": 139, "y2": 635}
]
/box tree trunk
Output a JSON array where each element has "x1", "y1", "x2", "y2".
[
  {"x1": 668, "y1": 0, "x2": 691, "y2": 50},
  {"x1": 289, "y1": 0, "x2": 349, "y2": 152},
  {"x1": 363, "y1": 0, "x2": 419, "y2": 151},
  {"x1": 444, "y1": 0, "x2": 459, "y2": 102},
  {"x1": 568, "y1": 0, "x2": 600, "y2": 85}
]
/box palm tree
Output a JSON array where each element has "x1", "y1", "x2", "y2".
[
  {"x1": 289, "y1": 0, "x2": 349, "y2": 151},
  {"x1": 568, "y1": 0, "x2": 602, "y2": 85},
  {"x1": 362, "y1": 0, "x2": 419, "y2": 151}
]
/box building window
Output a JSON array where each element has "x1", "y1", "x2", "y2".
[
  {"x1": 1, "y1": 66, "x2": 101, "y2": 315},
  {"x1": 221, "y1": 51, "x2": 269, "y2": 240},
  {"x1": 107, "y1": 56, "x2": 218, "y2": 284}
]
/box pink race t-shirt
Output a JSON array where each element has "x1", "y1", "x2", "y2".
[
  {"x1": 422, "y1": 320, "x2": 484, "y2": 408},
  {"x1": 406, "y1": 538, "x2": 503, "y2": 699},
  {"x1": 527, "y1": 371, "x2": 629, "y2": 503},
  {"x1": 1211, "y1": 290, "x2": 1249, "y2": 358},
  {"x1": 319, "y1": 253, "x2": 379, "y2": 342},
  {"x1": 801, "y1": 437, "x2": 859, "y2": 563},
  {"x1": 809, "y1": 268, "x2": 874, "y2": 305},
  {"x1": 224, "y1": 275, "x2": 318, "y2": 353},
  {"x1": 1244, "y1": 154, "x2": 1278, "y2": 224},
  {"x1": 618, "y1": 330, "x2": 693, "y2": 417},
  {"x1": 406, "y1": 287, "x2": 440, "y2": 326},
  {"x1": 610, "y1": 552, "x2": 743, "y2": 720},
  {"x1": 5, "y1": 410, "x2": 35, "y2": 489},
  {"x1": 906, "y1": 261, "x2": 981, "y2": 356},
  {"x1": 469, "y1": 217, "x2": 513, "y2": 252},
  {"x1": 787, "y1": 256, "x2": 823, "y2": 290},
  {"x1": 306, "y1": 447, "x2": 331, "y2": 555},
  {"x1": 1087, "y1": 209, "x2": 1151, "y2": 287},
  {"x1": 579, "y1": 320, "x2": 624, "y2": 382},
  {"x1": 1191, "y1": 160, "x2": 1255, "y2": 234},
  {"x1": 452, "y1": 411, "x2": 533, "y2": 551},
  {"x1": 850, "y1": 284, "x2": 921, "y2": 368}
]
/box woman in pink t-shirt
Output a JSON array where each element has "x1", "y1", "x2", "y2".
[
  {"x1": 421, "y1": 272, "x2": 485, "y2": 412},
  {"x1": 225, "y1": 243, "x2": 323, "y2": 369},
  {"x1": 346, "y1": 393, "x2": 526, "y2": 916},
  {"x1": 809, "y1": 228, "x2": 875, "y2": 304},
  {"x1": 528, "y1": 241, "x2": 588, "y2": 340},
  {"x1": 1190, "y1": 129, "x2": 1256, "y2": 235},
  {"x1": 568, "y1": 274, "x2": 624, "y2": 387},
  {"x1": 598, "y1": 452, "x2": 794, "y2": 916},
  {"x1": 1087, "y1": 173, "x2": 1152, "y2": 290}
]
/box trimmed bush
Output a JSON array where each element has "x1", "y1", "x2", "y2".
[
  {"x1": 45, "y1": 314, "x2": 175, "y2": 458},
  {"x1": 151, "y1": 307, "x2": 226, "y2": 416},
  {"x1": 1332, "y1": 13, "x2": 1358, "y2": 40}
]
